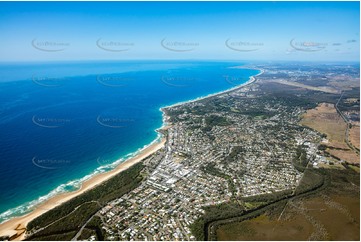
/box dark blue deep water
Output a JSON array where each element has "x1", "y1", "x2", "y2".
[{"x1": 0, "y1": 60, "x2": 259, "y2": 222}]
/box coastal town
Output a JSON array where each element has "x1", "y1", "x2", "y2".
[
  {"x1": 1, "y1": 63, "x2": 359, "y2": 241},
  {"x1": 0, "y1": 1, "x2": 359, "y2": 241},
  {"x1": 68, "y1": 64, "x2": 359, "y2": 240}
]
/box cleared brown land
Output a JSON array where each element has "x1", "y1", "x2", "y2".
[
  {"x1": 349, "y1": 125, "x2": 360, "y2": 150},
  {"x1": 301, "y1": 103, "x2": 347, "y2": 148},
  {"x1": 217, "y1": 169, "x2": 360, "y2": 241},
  {"x1": 300, "y1": 103, "x2": 359, "y2": 163},
  {"x1": 328, "y1": 76, "x2": 360, "y2": 90},
  {"x1": 328, "y1": 149, "x2": 360, "y2": 164},
  {"x1": 217, "y1": 196, "x2": 359, "y2": 241},
  {"x1": 270, "y1": 80, "x2": 339, "y2": 94},
  {"x1": 302, "y1": 196, "x2": 359, "y2": 241},
  {"x1": 216, "y1": 212, "x2": 313, "y2": 241}
]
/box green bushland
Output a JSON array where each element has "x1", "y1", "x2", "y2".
[
  {"x1": 84, "y1": 215, "x2": 106, "y2": 240},
  {"x1": 29, "y1": 202, "x2": 100, "y2": 239},
  {"x1": 294, "y1": 169, "x2": 325, "y2": 195},
  {"x1": 190, "y1": 202, "x2": 244, "y2": 241},
  {"x1": 292, "y1": 145, "x2": 308, "y2": 172},
  {"x1": 201, "y1": 164, "x2": 236, "y2": 196},
  {"x1": 242, "y1": 189, "x2": 293, "y2": 204},
  {"x1": 26, "y1": 231, "x2": 77, "y2": 241},
  {"x1": 205, "y1": 115, "x2": 232, "y2": 126},
  {"x1": 78, "y1": 228, "x2": 97, "y2": 240},
  {"x1": 226, "y1": 146, "x2": 245, "y2": 162}
]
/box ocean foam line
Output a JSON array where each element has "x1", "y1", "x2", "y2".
[
  {"x1": 0, "y1": 65, "x2": 261, "y2": 224},
  {"x1": 0, "y1": 168, "x2": 105, "y2": 223},
  {"x1": 0, "y1": 132, "x2": 164, "y2": 224}
]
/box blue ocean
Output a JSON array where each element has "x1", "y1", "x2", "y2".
[{"x1": 0, "y1": 61, "x2": 259, "y2": 223}]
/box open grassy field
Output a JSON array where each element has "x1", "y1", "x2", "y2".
[
  {"x1": 328, "y1": 75, "x2": 360, "y2": 91},
  {"x1": 327, "y1": 149, "x2": 360, "y2": 164},
  {"x1": 349, "y1": 124, "x2": 360, "y2": 150},
  {"x1": 216, "y1": 212, "x2": 313, "y2": 241},
  {"x1": 270, "y1": 80, "x2": 339, "y2": 94},
  {"x1": 217, "y1": 197, "x2": 347, "y2": 241},
  {"x1": 301, "y1": 103, "x2": 347, "y2": 148},
  {"x1": 300, "y1": 102, "x2": 359, "y2": 164}
]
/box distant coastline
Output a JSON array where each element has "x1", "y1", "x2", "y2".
[
  {"x1": 0, "y1": 65, "x2": 263, "y2": 240},
  {"x1": 161, "y1": 67, "x2": 264, "y2": 111}
]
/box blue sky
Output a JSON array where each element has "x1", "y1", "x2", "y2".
[{"x1": 0, "y1": 1, "x2": 359, "y2": 62}]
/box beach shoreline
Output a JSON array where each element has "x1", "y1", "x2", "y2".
[
  {"x1": 0, "y1": 65, "x2": 263, "y2": 241},
  {"x1": 160, "y1": 67, "x2": 264, "y2": 111}
]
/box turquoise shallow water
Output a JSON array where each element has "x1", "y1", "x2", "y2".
[{"x1": 0, "y1": 60, "x2": 259, "y2": 223}]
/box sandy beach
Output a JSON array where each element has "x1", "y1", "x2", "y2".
[{"x1": 0, "y1": 137, "x2": 166, "y2": 240}]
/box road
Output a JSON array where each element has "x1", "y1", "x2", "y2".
[{"x1": 335, "y1": 91, "x2": 359, "y2": 154}]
